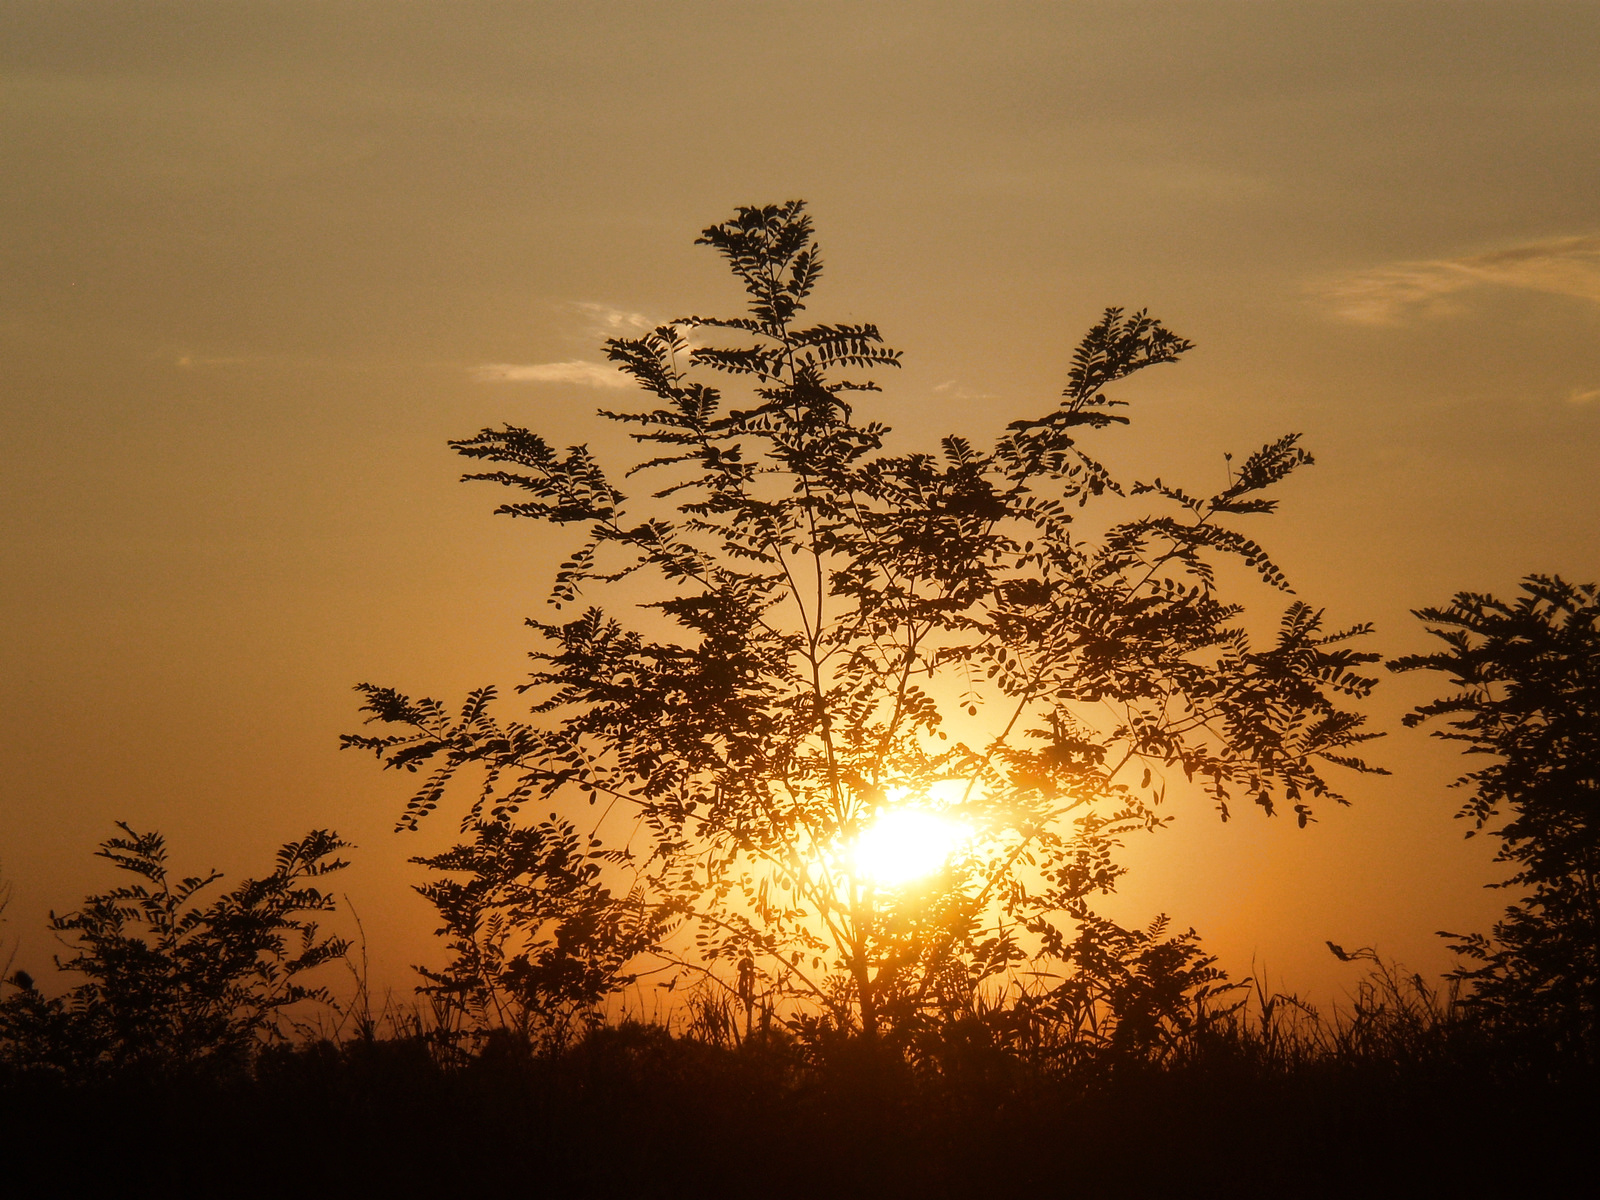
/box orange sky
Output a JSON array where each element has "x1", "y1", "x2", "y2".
[{"x1": 3, "y1": 1, "x2": 1598, "y2": 1008}]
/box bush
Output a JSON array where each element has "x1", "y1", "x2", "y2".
[{"x1": 0, "y1": 824, "x2": 351, "y2": 1076}]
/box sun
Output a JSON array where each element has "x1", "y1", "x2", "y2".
[{"x1": 852, "y1": 808, "x2": 971, "y2": 888}]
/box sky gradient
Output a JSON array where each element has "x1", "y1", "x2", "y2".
[{"x1": 4, "y1": 1, "x2": 1598, "y2": 1006}]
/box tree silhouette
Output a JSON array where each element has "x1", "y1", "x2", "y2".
[
  {"x1": 1394, "y1": 575, "x2": 1600, "y2": 1053},
  {"x1": 0, "y1": 825, "x2": 350, "y2": 1074},
  {"x1": 348, "y1": 201, "x2": 1381, "y2": 1051},
  {"x1": 407, "y1": 817, "x2": 656, "y2": 1055}
]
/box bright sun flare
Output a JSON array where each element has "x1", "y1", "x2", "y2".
[{"x1": 852, "y1": 808, "x2": 971, "y2": 888}]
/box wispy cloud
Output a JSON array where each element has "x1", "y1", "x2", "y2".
[
  {"x1": 1569, "y1": 387, "x2": 1600, "y2": 406},
  {"x1": 1316, "y1": 234, "x2": 1600, "y2": 325},
  {"x1": 469, "y1": 302, "x2": 660, "y2": 386},
  {"x1": 932, "y1": 380, "x2": 999, "y2": 402},
  {"x1": 174, "y1": 354, "x2": 259, "y2": 367},
  {"x1": 571, "y1": 301, "x2": 655, "y2": 337},
  {"x1": 472, "y1": 360, "x2": 631, "y2": 388}
]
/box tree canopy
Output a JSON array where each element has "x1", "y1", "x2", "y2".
[
  {"x1": 1394, "y1": 575, "x2": 1600, "y2": 1051},
  {"x1": 347, "y1": 201, "x2": 1382, "y2": 1054}
]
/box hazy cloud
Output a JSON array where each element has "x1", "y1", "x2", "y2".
[
  {"x1": 1569, "y1": 387, "x2": 1600, "y2": 406},
  {"x1": 175, "y1": 354, "x2": 256, "y2": 367},
  {"x1": 471, "y1": 303, "x2": 673, "y2": 387},
  {"x1": 571, "y1": 301, "x2": 655, "y2": 337},
  {"x1": 1317, "y1": 235, "x2": 1600, "y2": 325},
  {"x1": 472, "y1": 360, "x2": 630, "y2": 388},
  {"x1": 932, "y1": 380, "x2": 999, "y2": 402}
]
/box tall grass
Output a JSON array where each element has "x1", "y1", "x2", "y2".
[{"x1": 5, "y1": 951, "x2": 1585, "y2": 1197}]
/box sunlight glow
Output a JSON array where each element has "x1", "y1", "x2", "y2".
[{"x1": 852, "y1": 808, "x2": 971, "y2": 888}]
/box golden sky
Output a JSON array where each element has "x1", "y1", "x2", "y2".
[{"x1": 3, "y1": 1, "x2": 1598, "y2": 1004}]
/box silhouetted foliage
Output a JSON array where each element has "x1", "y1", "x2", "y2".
[
  {"x1": 0, "y1": 824, "x2": 350, "y2": 1075},
  {"x1": 409, "y1": 817, "x2": 658, "y2": 1055},
  {"x1": 2, "y1": 974, "x2": 1590, "y2": 1198},
  {"x1": 347, "y1": 200, "x2": 1382, "y2": 1053},
  {"x1": 1394, "y1": 575, "x2": 1600, "y2": 1053}
]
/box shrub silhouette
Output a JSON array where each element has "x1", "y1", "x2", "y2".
[
  {"x1": 409, "y1": 818, "x2": 655, "y2": 1056},
  {"x1": 1394, "y1": 574, "x2": 1600, "y2": 1056},
  {"x1": 0, "y1": 824, "x2": 350, "y2": 1075},
  {"x1": 347, "y1": 199, "x2": 1382, "y2": 1053}
]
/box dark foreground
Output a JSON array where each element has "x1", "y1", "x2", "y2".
[{"x1": 3, "y1": 1024, "x2": 1592, "y2": 1198}]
